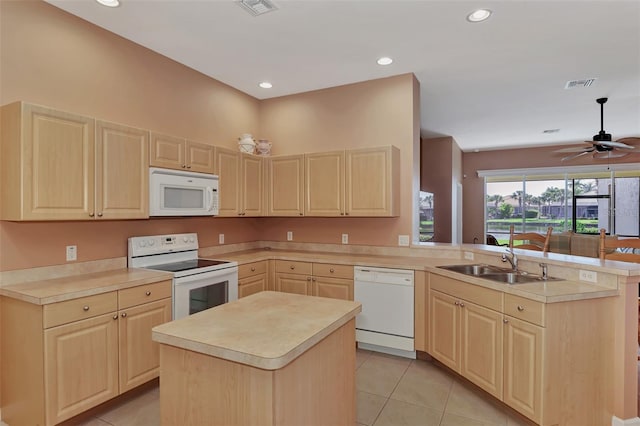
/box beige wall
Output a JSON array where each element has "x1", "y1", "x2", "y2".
[
  {"x1": 462, "y1": 146, "x2": 640, "y2": 243},
  {"x1": 0, "y1": 1, "x2": 419, "y2": 270},
  {"x1": 258, "y1": 74, "x2": 418, "y2": 247}
]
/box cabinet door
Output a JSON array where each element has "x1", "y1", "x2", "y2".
[
  {"x1": 267, "y1": 155, "x2": 305, "y2": 216},
  {"x1": 239, "y1": 274, "x2": 267, "y2": 298},
  {"x1": 275, "y1": 273, "x2": 312, "y2": 295},
  {"x1": 305, "y1": 151, "x2": 344, "y2": 216},
  {"x1": 44, "y1": 312, "x2": 119, "y2": 425},
  {"x1": 186, "y1": 140, "x2": 215, "y2": 174},
  {"x1": 345, "y1": 146, "x2": 399, "y2": 217},
  {"x1": 313, "y1": 276, "x2": 353, "y2": 301},
  {"x1": 19, "y1": 104, "x2": 95, "y2": 220},
  {"x1": 241, "y1": 153, "x2": 264, "y2": 216},
  {"x1": 150, "y1": 132, "x2": 186, "y2": 170},
  {"x1": 460, "y1": 301, "x2": 503, "y2": 399},
  {"x1": 215, "y1": 147, "x2": 241, "y2": 216},
  {"x1": 118, "y1": 298, "x2": 172, "y2": 393},
  {"x1": 503, "y1": 316, "x2": 543, "y2": 423},
  {"x1": 96, "y1": 121, "x2": 149, "y2": 219},
  {"x1": 429, "y1": 290, "x2": 460, "y2": 372}
]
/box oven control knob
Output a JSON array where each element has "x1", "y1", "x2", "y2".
[
  {"x1": 148, "y1": 239, "x2": 155, "y2": 246},
  {"x1": 183, "y1": 236, "x2": 189, "y2": 243},
  {"x1": 189, "y1": 236, "x2": 195, "y2": 243},
  {"x1": 138, "y1": 241, "x2": 147, "y2": 248}
]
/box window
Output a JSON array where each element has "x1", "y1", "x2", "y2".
[{"x1": 481, "y1": 165, "x2": 640, "y2": 242}]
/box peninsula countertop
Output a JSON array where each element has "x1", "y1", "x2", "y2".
[{"x1": 152, "y1": 291, "x2": 362, "y2": 370}]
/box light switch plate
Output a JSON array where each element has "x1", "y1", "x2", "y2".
[
  {"x1": 66, "y1": 245, "x2": 77, "y2": 262},
  {"x1": 287, "y1": 231, "x2": 293, "y2": 241},
  {"x1": 398, "y1": 235, "x2": 410, "y2": 246},
  {"x1": 219, "y1": 234, "x2": 224, "y2": 244},
  {"x1": 342, "y1": 234, "x2": 349, "y2": 244}
]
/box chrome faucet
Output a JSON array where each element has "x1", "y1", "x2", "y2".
[{"x1": 501, "y1": 248, "x2": 518, "y2": 271}]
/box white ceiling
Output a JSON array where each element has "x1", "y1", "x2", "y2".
[{"x1": 45, "y1": 0, "x2": 640, "y2": 151}]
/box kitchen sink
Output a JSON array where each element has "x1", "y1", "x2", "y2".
[{"x1": 437, "y1": 264, "x2": 563, "y2": 285}]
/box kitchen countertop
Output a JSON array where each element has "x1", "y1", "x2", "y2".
[
  {"x1": 0, "y1": 268, "x2": 173, "y2": 305},
  {"x1": 152, "y1": 291, "x2": 361, "y2": 370}
]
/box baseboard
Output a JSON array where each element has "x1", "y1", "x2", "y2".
[{"x1": 612, "y1": 416, "x2": 640, "y2": 426}]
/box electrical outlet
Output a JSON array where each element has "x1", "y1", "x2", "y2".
[
  {"x1": 342, "y1": 234, "x2": 349, "y2": 244},
  {"x1": 219, "y1": 234, "x2": 224, "y2": 244},
  {"x1": 66, "y1": 245, "x2": 77, "y2": 262},
  {"x1": 579, "y1": 269, "x2": 598, "y2": 283},
  {"x1": 287, "y1": 231, "x2": 293, "y2": 241},
  {"x1": 464, "y1": 251, "x2": 474, "y2": 260},
  {"x1": 398, "y1": 235, "x2": 410, "y2": 246}
]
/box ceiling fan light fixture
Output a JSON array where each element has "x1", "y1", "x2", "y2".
[
  {"x1": 95, "y1": 0, "x2": 120, "y2": 7},
  {"x1": 467, "y1": 9, "x2": 492, "y2": 23}
]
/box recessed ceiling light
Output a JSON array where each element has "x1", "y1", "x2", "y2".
[
  {"x1": 377, "y1": 57, "x2": 393, "y2": 66},
  {"x1": 467, "y1": 9, "x2": 491, "y2": 22},
  {"x1": 96, "y1": 0, "x2": 120, "y2": 7},
  {"x1": 259, "y1": 82, "x2": 273, "y2": 89}
]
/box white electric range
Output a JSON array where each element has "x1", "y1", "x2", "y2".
[{"x1": 127, "y1": 233, "x2": 238, "y2": 319}]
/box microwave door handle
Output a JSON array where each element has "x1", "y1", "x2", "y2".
[{"x1": 206, "y1": 187, "x2": 214, "y2": 211}]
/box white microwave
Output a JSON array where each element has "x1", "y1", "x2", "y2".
[{"x1": 149, "y1": 167, "x2": 219, "y2": 216}]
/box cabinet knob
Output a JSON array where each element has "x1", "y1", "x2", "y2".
[
  {"x1": 345, "y1": 212, "x2": 350, "y2": 216},
  {"x1": 459, "y1": 302, "x2": 465, "y2": 308},
  {"x1": 83, "y1": 305, "x2": 90, "y2": 311},
  {"x1": 121, "y1": 312, "x2": 127, "y2": 318},
  {"x1": 251, "y1": 267, "x2": 256, "y2": 272},
  {"x1": 517, "y1": 305, "x2": 525, "y2": 312},
  {"x1": 89, "y1": 213, "x2": 95, "y2": 217},
  {"x1": 97, "y1": 212, "x2": 103, "y2": 217},
  {"x1": 340, "y1": 212, "x2": 344, "y2": 216},
  {"x1": 299, "y1": 212, "x2": 303, "y2": 216},
  {"x1": 503, "y1": 318, "x2": 509, "y2": 323},
  {"x1": 306, "y1": 277, "x2": 311, "y2": 281},
  {"x1": 454, "y1": 301, "x2": 460, "y2": 306},
  {"x1": 145, "y1": 291, "x2": 151, "y2": 296},
  {"x1": 330, "y1": 268, "x2": 335, "y2": 273},
  {"x1": 113, "y1": 314, "x2": 118, "y2": 320},
  {"x1": 312, "y1": 277, "x2": 316, "y2": 281},
  {"x1": 187, "y1": 165, "x2": 192, "y2": 169},
  {"x1": 290, "y1": 265, "x2": 295, "y2": 270},
  {"x1": 182, "y1": 164, "x2": 187, "y2": 168}
]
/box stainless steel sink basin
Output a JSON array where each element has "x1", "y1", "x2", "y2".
[{"x1": 437, "y1": 264, "x2": 562, "y2": 285}]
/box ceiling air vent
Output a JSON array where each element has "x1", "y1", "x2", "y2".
[
  {"x1": 236, "y1": 0, "x2": 278, "y2": 16},
  {"x1": 564, "y1": 78, "x2": 597, "y2": 89}
]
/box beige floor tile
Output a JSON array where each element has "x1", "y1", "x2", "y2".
[
  {"x1": 390, "y1": 360, "x2": 454, "y2": 411},
  {"x1": 444, "y1": 380, "x2": 507, "y2": 426},
  {"x1": 373, "y1": 399, "x2": 442, "y2": 426},
  {"x1": 97, "y1": 386, "x2": 159, "y2": 426},
  {"x1": 357, "y1": 352, "x2": 410, "y2": 397},
  {"x1": 440, "y1": 412, "x2": 501, "y2": 426},
  {"x1": 357, "y1": 391, "x2": 387, "y2": 426},
  {"x1": 505, "y1": 411, "x2": 537, "y2": 426},
  {"x1": 77, "y1": 418, "x2": 114, "y2": 426},
  {"x1": 357, "y1": 348, "x2": 373, "y2": 369}
]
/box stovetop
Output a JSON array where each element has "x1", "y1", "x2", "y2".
[{"x1": 144, "y1": 258, "x2": 232, "y2": 273}]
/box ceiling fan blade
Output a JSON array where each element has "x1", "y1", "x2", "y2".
[
  {"x1": 554, "y1": 146, "x2": 593, "y2": 153},
  {"x1": 617, "y1": 137, "x2": 640, "y2": 144},
  {"x1": 561, "y1": 150, "x2": 593, "y2": 162},
  {"x1": 593, "y1": 151, "x2": 631, "y2": 159},
  {"x1": 597, "y1": 140, "x2": 635, "y2": 149}
]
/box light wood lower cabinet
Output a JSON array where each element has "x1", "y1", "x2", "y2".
[
  {"x1": 1, "y1": 280, "x2": 172, "y2": 426},
  {"x1": 238, "y1": 261, "x2": 269, "y2": 298},
  {"x1": 274, "y1": 260, "x2": 353, "y2": 301}
]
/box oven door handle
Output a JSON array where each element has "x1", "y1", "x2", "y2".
[{"x1": 173, "y1": 267, "x2": 238, "y2": 286}]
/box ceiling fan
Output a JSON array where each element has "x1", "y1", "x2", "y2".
[{"x1": 556, "y1": 97, "x2": 640, "y2": 162}]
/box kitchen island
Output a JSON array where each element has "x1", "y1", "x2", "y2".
[{"x1": 151, "y1": 291, "x2": 361, "y2": 426}]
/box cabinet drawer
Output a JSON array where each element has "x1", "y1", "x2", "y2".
[
  {"x1": 275, "y1": 260, "x2": 312, "y2": 275},
  {"x1": 313, "y1": 263, "x2": 353, "y2": 279},
  {"x1": 118, "y1": 280, "x2": 172, "y2": 310},
  {"x1": 239, "y1": 261, "x2": 268, "y2": 278},
  {"x1": 44, "y1": 292, "x2": 118, "y2": 329},
  {"x1": 430, "y1": 274, "x2": 503, "y2": 312},
  {"x1": 504, "y1": 294, "x2": 545, "y2": 326}
]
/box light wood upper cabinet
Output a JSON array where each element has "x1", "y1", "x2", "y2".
[
  {"x1": 0, "y1": 102, "x2": 149, "y2": 221},
  {"x1": 215, "y1": 147, "x2": 264, "y2": 217},
  {"x1": 96, "y1": 120, "x2": 149, "y2": 219},
  {"x1": 267, "y1": 154, "x2": 305, "y2": 216},
  {"x1": 150, "y1": 132, "x2": 214, "y2": 174},
  {"x1": 304, "y1": 146, "x2": 399, "y2": 217},
  {"x1": 305, "y1": 150, "x2": 345, "y2": 216}
]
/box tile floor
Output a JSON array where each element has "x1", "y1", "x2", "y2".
[{"x1": 64, "y1": 349, "x2": 536, "y2": 426}]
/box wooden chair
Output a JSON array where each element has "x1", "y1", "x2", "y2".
[{"x1": 508, "y1": 225, "x2": 553, "y2": 253}]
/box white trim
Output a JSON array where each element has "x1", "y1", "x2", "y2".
[
  {"x1": 477, "y1": 162, "x2": 640, "y2": 178},
  {"x1": 612, "y1": 416, "x2": 640, "y2": 426}
]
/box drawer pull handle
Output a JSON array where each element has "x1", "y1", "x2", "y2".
[
  {"x1": 251, "y1": 267, "x2": 256, "y2": 272},
  {"x1": 113, "y1": 314, "x2": 118, "y2": 320},
  {"x1": 145, "y1": 291, "x2": 151, "y2": 296},
  {"x1": 83, "y1": 306, "x2": 90, "y2": 311},
  {"x1": 517, "y1": 305, "x2": 525, "y2": 312},
  {"x1": 121, "y1": 312, "x2": 127, "y2": 318},
  {"x1": 330, "y1": 268, "x2": 335, "y2": 273},
  {"x1": 290, "y1": 266, "x2": 295, "y2": 270},
  {"x1": 503, "y1": 318, "x2": 509, "y2": 323}
]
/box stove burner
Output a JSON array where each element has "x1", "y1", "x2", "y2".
[{"x1": 145, "y1": 258, "x2": 231, "y2": 273}]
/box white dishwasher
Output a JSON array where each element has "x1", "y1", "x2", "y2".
[{"x1": 354, "y1": 266, "x2": 415, "y2": 358}]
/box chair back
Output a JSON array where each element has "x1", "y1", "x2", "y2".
[
  {"x1": 509, "y1": 225, "x2": 553, "y2": 253},
  {"x1": 599, "y1": 229, "x2": 640, "y2": 262}
]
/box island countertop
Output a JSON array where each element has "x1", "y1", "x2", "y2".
[{"x1": 152, "y1": 291, "x2": 362, "y2": 370}]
